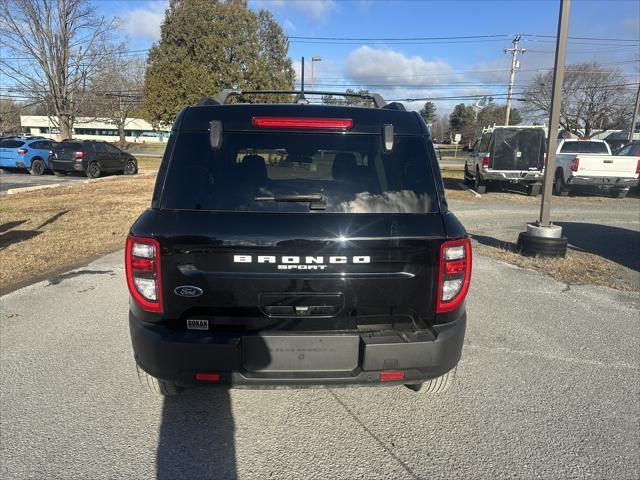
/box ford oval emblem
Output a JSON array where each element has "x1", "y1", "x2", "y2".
[{"x1": 174, "y1": 286, "x2": 203, "y2": 298}]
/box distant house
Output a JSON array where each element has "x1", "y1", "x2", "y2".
[{"x1": 19, "y1": 116, "x2": 170, "y2": 143}]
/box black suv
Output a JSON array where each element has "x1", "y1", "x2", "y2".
[
  {"x1": 126, "y1": 90, "x2": 471, "y2": 395},
  {"x1": 49, "y1": 140, "x2": 138, "y2": 178}
]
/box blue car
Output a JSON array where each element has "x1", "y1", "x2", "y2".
[{"x1": 0, "y1": 136, "x2": 56, "y2": 175}]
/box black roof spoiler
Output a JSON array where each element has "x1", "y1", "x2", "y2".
[{"x1": 197, "y1": 89, "x2": 406, "y2": 111}]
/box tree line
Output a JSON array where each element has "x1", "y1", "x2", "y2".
[
  {"x1": 1, "y1": 0, "x2": 293, "y2": 144},
  {"x1": 1, "y1": 0, "x2": 636, "y2": 145}
]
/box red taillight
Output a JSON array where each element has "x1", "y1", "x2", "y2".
[
  {"x1": 436, "y1": 238, "x2": 472, "y2": 313},
  {"x1": 570, "y1": 157, "x2": 579, "y2": 172},
  {"x1": 195, "y1": 373, "x2": 221, "y2": 382},
  {"x1": 636, "y1": 159, "x2": 640, "y2": 175},
  {"x1": 125, "y1": 236, "x2": 162, "y2": 313},
  {"x1": 75, "y1": 151, "x2": 84, "y2": 159},
  {"x1": 482, "y1": 156, "x2": 490, "y2": 170},
  {"x1": 251, "y1": 117, "x2": 353, "y2": 130},
  {"x1": 17, "y1": 148, "x2": 28, "y2": 154},
  {"x1": 380, "y1": 371, "x2": 405, "y2": 381}
]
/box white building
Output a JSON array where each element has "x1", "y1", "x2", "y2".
[{"x1": 19, "y1": 115, "x2": 170, "y2": 143}]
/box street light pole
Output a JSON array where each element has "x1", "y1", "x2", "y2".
[
  {"x1": 311, "y1": 56, "x2": 322, "y2": 90},
  {"x1": 516, "y1": 0, "x2": 571, "y2": 257},
  {"x1": 539, "y1": 0, "x2": 571, "y2": 228},
  {"x1": 629, "y1": 83, "x2": 640, "y2": 142}
]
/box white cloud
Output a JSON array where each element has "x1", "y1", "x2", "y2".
[
  {"x1": 254, "y1": 0, "x2": 337, "y2": 23},
  {"x1": 118, "y1": 1, "x2": 168, "y2": 41},
  {"x1": 345, "y1": 46, "x2": 459, "y2": 86},
  {"x1": 283, "y1": 18, "x2": 296, "y2": 32}
]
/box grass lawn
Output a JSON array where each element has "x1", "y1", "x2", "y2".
[
  {"x1": 135, "y1": 155, "x2": 162, "y2": 172},
  {"x1": 0, "y1": 175, "x2": 155, "y2": 293}
]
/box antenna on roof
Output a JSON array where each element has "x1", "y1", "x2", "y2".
[{"x1": 295, "y1": 57, "x2": 308, "y2": 104}]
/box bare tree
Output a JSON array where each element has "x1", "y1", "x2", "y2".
[
  {"x1": 0, "y1": 98, "x2": 23, "y2": 134},
  {"x1": 523, "y1": 62, "x2": 633, "y2": 137},
  {"x1": 91, "y1": 55, "x2": 145, "y2": 146},
  {"x1": 0, "y1": 0, "x2": 118, "y2": 139}
]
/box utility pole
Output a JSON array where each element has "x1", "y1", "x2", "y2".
[
  {"x1": 629, "y1": 83, "x2": 640, "y2": 142},
  {"x1": 504, "y1": 35, "x2": 526, "y2": 125},
  {"x1": 517, "y1": 0, "x2": 571, "y2": 258}
]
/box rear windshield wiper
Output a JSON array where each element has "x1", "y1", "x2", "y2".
[{"x1": 254, "y1": 194, "x2": 326, "y2": 210}]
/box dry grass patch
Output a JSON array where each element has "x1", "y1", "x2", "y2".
[
  {"x1": 135, "y1": 156, "x2": 161, "y2": 172},
  {"x1": 0, "y1": 175, "x2": 155, "y2": 292},
  {"x1": 473, "y1": 241, "x2": 639, "y2": 292}
]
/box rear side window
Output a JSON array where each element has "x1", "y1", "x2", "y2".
[
  {"x1": 560, "y1": 141, "x2": 609, "y2": 154},
  {"x1": 479, "y1": 133, "x2": 491, "y2": 152},
  {"x1": 161, "y1": 132, "x2": 438, "y2": 213},
  {"x1": 0, "y1": 140, "x2": 25, "y2": 148}
]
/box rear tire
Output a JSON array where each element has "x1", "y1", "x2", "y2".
[
  {"x1": 86, "y1": 162, "x2": 101, "y2": 179},
  {"x1": 553, "y1": 169, "x2": 569, "y2": 196},
  {"x1": 29, "y1": 158, "x2": 45, "y2": 176},
  {"x1": 53, "y1": 170, "x2": 67, "y2": 177},
  {"x1": 406, "y1": 367, "x2": 456, "y2": 394},
  {"x1": 136, "y1": 365, "x2": 182, "y2": 396},
  {"x1": 610, "y1": 188, "x2": 629, "y2": 199},
  {"x1": 526, "y1": 183, "x2": 541, "y2": 196},
  {"x1": 474, "y1": 169, "x2": 486, "y2": 194},
  {"x1": 124, "y1": 158, "x2": 137, "y2": 175}
]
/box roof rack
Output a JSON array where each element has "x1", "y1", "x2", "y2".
[{"x1": 197, "y1": 89, "x2": 405, "y2": 111}]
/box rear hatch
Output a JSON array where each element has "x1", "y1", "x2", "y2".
[
  {"x1": 147, "y1": 106, "x2": 445, "y2": 332},
  {"x1": 0, "y1": 139, "x2": 24, "y2": 164},
  {"x1": 573, "y1": 154, "x2": 639, "y2": 177},
  {"x1": 490, "y1": 128, "x2": 545, "y2": 171},
  {"x1": 52, "y1": 142, "x2": 83, "y2": 163}
]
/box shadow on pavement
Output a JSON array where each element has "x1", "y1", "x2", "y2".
[
  {"x1": 557, "y1": 222, "x2": 640, "y2": 272},
  {"x1": 156, "y1": 388, "x2": 236, "y2": 480},
  {"x1": 469, "y1": 233, "x2": 516, "y2": 251}
]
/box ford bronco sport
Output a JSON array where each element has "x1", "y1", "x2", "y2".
[{"x1": 126, "y1": 89, "x2": 471, "y2": 395}]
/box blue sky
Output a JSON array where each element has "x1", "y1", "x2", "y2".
[{"x1": 99, "y1": 0, "x2": 639, "y2": 114}]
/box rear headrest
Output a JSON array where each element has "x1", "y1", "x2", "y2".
[
  {"x1": 332, "y1": 153, "x2": 358, "y2": 181},
  {"x1": 242, "y1": 154, "x2": 267, "y2": 181}
]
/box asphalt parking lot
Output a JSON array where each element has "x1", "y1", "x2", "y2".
[
  {"x1": 0, "y1": 169, "x2": 86, "y2": 194},
  {"x1": 1, "y1": 242, "x2": 638, "y2": 478}
]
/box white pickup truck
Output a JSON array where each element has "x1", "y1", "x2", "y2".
[{"x1": 553, "y1": 139, "x2": 640, "y2": 198}]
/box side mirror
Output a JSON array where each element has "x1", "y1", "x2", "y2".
[{"x1": 209, "y1": 120, "x2": 223, "y2": 149}]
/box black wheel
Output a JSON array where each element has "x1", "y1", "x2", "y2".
[
  {"x1": 124, "y1": 158, "x2": 137, "y2": 175},
  {"x1": 610, "y1": 188, "x2": 628, "y2": 199},
  {"x1": 463, "y1": 164, "x2": 473, "y2": 186},
  {"x1": 86, "y1": 162, "x2": 101, "y2": 179},
  {"x1": 136, "y1": 365, "x2": 182, "y2": 396},
  {"x1": 406, "y1": 367, "x2": 457, "y2": 394},
  {"x1": 517, "y1": 232, "x2": 568, "y2": 257},
  {"x1": 474, "y1": 168, "x2": 486, "y2": 194},
  {"x1": 526, "y1": 183, "x2": 541, "y2": 196},
  {"x1": 29, "y1": 158, "x2": 46, "y2": 176},
  {"x1": 553, "y1": 169, "x2": 569, "y2": 196},
  {"x1": 53, "y1": 170, "x2": 67, "y2": 177}
]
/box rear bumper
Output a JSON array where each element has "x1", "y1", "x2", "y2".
[
  {"x1": 482, "y1": 169, "x2": 543, "y2": 183},
  {"x1": 129, "y1": 312, "x2": 466, "y2": 387},
  {"x1": 567, "y1": 176, "x2": 638, "y2": 188},
  {"x1": 50, "y1": 160, "x2": 84, "y2": 172}
]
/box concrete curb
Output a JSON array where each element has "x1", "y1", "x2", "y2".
[
  {"x1": 5, "y1": 173, "x2": 157, "y2": 195},
  {"x1": 6, "y1": 183, "x2": 62, "y2": 195}
]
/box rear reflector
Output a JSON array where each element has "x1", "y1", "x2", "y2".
[
  {"x1": 196, "y1": 373, "x2": 221, "y2": 382},
  {"x1": 252, "y1": 117, "x2": 353, "y2": 130},
  {"x1": 380, "y1": 371, "x2": 405, "y2": 381}
]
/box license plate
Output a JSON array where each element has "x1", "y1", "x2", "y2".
[
  {"x1": 186, "y1": 319, "x2": 209, "y2": 330},
  {"x1": 242, "y1": 335, "x2": 359, "y2": 372}
]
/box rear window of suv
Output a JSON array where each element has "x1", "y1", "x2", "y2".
[
  {"x1": 53, "y1": 142, "x2": 83, "y2": 152},
  {"x1": 160, "y1": 132, "x2": 438, "y2": 213}
]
